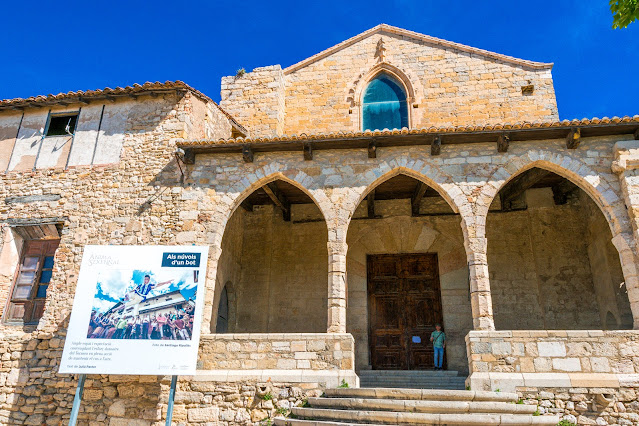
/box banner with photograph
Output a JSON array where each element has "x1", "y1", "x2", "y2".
[{"x1": 59, "y1": 245, "x2": 209, "y2": 375}]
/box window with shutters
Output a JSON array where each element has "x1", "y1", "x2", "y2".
[{"x1": 5, "y1": 239, "x2": 59, "y2": 324}]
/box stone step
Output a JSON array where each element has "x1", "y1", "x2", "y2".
[
  {"x1": 359, "y1": 381, "x2": 466, "y2": 384},
  {"x1": 324, "y1": 388, "x2": 518, "y2": 403},
  {"x1": 359, "y1": 370, "x2": 460, "y2": 377},
  {"x1": 276, "y1": 419, "x2": 390, "y2": 426},
  {"x1": 290, "y1": 407, "x2": 560, "y2": 425},
  {"x1": 307, "y1": 397, "x2": 537, "y2": 415},
  {"x1": 359, "y1": 384, "x2": 465, "y2": 390}
]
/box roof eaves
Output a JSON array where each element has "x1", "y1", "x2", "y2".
[
  {"x1": 0, "y1": 81, "x2": 248, "y2": 136},
  {"x1": 178, "y1": 115, "x2": 639, "y2": 147}
]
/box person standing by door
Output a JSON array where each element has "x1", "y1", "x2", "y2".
[{"x1": 430, "y1": 323, "x2": 446, "y2": 370}]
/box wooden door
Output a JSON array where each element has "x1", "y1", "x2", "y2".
[{"x1": 367, "y1": 254, "x2": 443, "y2": 370}]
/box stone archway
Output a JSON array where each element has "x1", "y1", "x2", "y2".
[{"x1": 483, "y1": 161, "x2": 635, "y2": 330}]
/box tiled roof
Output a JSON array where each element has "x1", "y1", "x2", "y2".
[
  {"x1": 284, "y1": 24, "x2": 553, "y2": 74},
  {"x1": 179, "y1": 116, "x2": 639, "y2": 147},
  {"x1": 0, "y1": 81, "x2": 247, "y2": 135}
]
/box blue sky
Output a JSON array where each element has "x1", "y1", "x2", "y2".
[{"x1": 2, "y1": 1, "x2": 637, "y2": 120}]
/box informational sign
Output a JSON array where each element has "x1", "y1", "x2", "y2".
[{"x1": 59, "y1": 245, "x2": 209, "y2": 375}]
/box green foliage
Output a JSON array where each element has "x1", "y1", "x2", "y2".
[
  {"x1": 516, "y1": 399, "x2": 524, "y2": 404},
  {"x1": 556, "y1": 420, "x2": 577, "y2": 426},
  {"x1": 610, "y1": 0, "x2": 639, "y2": 28},
  {"x1": 533, "y1": 409, "x2": 541, "y2": 416},
  {"x1": 337, "y1": 379, "x2": 349, "y2": 388},
  {"x1": 236, "y1": 68, "x2": 246, "y2": 78},
  {"x1": 495, "y1": 388, "x2": 501, "y2": 393},
  {"x1": 275, "y1": 407, "x2": 289, "y2": 416},
  {"x1": 301, "y1": 399, "x2": 310, "y2": 408},
  {"x1": 465, "y1": 385, "x2": 471, "y2": 390},
  {"x1": 261, "y1": 392, "x2": 273, "y2": 401},
  {"x1": 262, "y1": 418, "x2": 272, "y2": 426}
]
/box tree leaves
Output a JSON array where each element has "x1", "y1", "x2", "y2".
[{"x1": 610, "y1": 0, "x2": 639, "y2": 28}]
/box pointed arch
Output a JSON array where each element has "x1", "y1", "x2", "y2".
[
  {"x1": 346, "y1": 166, "x2": 462, "y2": 224},
  {"x1": 351, "y1": 63, "x2": 418, "y2": 106},
  {"x1": 479, "y1": 155, "x2": 629, "y2": 238}
]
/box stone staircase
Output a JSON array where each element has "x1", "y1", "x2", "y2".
[
  {"x1": 358, "y1": 370, "x2": 467, "y2": 390},
  {"x1": 275, "y1": 388, "x2": 560, "y2": 426}
]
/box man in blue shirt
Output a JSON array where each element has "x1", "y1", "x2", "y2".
[{"x1": 430, "y1": 323, "x2": 446, "y2": 370}]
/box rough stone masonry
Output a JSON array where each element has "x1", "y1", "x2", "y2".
[{"x1": 0, "y1": 24, "x2": 638, "y2": 425}]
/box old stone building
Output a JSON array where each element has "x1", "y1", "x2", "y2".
[{"x1": 1, "y1": 24, "x2": 639, "y2": 425}]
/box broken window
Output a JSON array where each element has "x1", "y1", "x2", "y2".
[
  {"x1": 46, "y1": 113, "x2": 78, "y2": 136},
  {"x1": 4, "y1": 223, "x2": 61, "y2": 324}
]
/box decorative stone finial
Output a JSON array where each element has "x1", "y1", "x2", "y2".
[{"x1": 375, "y1": 38, "x2": 386, "y2": 63}]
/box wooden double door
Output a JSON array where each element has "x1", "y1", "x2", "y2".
[{"x1": 368, "y1": 254, "x2": 443, "y2": 370}]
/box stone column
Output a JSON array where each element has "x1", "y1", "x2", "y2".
[
  {"x1": 612, "y1": 140, "x2": 639, "y2": 329},
  {"x1": 466, "y1": 236, "x2": 495, "y2": 330},
  {"x1": 327, "y1": 240, "x2": 348, "y2": 333}
]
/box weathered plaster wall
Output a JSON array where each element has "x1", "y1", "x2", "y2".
[
  {"x1": 221, "y1": 31, "x2": 558, "y2": 137},
  {"x1": 0, "y1": 112, "x2": 23, "y2": 171},
  {"x1": 1, "y1": 92, "x2": 232, "y2": 173}
]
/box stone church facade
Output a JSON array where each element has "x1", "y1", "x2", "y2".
[{"x1": 1, "y1": 24, "x2": 639, "y2": 425}]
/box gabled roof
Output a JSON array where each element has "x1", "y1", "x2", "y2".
[
  {"x1": 284, "y1": 24, "x2": 553, "y2": 74},
  {"x1": 0, "y1": 81, "x2": 247, "y2": 135}
]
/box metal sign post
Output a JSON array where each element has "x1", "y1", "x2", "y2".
[
  {"x1": 165, "y1": 375, "x2": 178, "y2": 426},
  {"x1": 69, "y1": 373, "x2": 86, "y2": 426}
]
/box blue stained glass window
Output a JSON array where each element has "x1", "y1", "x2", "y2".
[{"x1": 362, "y1": 74, "x2": 408, "y2": 131}]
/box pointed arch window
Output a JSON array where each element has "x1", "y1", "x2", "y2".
[{"x1": 362, "y1": 74, "x2": 409, "y2": 131}]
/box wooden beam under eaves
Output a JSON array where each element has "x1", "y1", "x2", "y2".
[
  {"x1": 367, "y1": 190, "x2": 376, "y2": 219},
  {"x1": 303, "y1": 142, "x2": 313, "y2": 161},
  {"x1": 242, "y1": 144, "x2": 254, "y2": 163},
  {"x1": 500, "y1": 168, "x2": 550, "y2": 210},
  {"x1": 497, "y1": 134, "x2": 510, "y2": 153},
  {"x1": 566, "y1": 128, "x2": 581, "y2": 149},
  {"x1": 431, "y1": 135, "x2": 441, "y2": 156},
  {"x1": 411, "y1": 182, "x2": 428, "y2": 216},
  {"x1": 263, "y1": 183, "x2": 291, "y2": 221},
  {"x1": 368, "y1": 140, "x2": 377, "y2": 158}
]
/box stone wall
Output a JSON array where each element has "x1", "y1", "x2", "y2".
[
  {"x1": 0, "y1": 92, "x2": 236, "y2": 423},
  {"x1": 198, "y1": 333, "x2": 354, "y2": 371},
  {"x1": 214, "y1": 204, "x2": 329, "y2": 334},
  {"x1": 0, "y1": 331, "x2": 340, "y2": 425},
  {"x1": 466, "y1": 330, "x2": 639, "y2": 383},
  {"x1": 467, "y1": 331, "x2": 639, "y2": 424},
  {"x1": 220, "y1": 26, "x2": 558, "y2": 137},
  {"x1": 220, "y1": 65, "x2": 285, "y2": 138},
  {"x1": 488, "y1": 188, "x2": 633, "y2": 331}
]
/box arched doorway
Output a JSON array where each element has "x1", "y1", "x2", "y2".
[
  {"x1": 212, "y1": 179, "x2": 328, "y2": 333},
  {"x1": 487, "y1": 167, "x2": 633, "y2": 329},
  {"x1": 346, "y1": 173, "x2": 470, "y2": 373}
]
